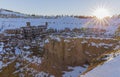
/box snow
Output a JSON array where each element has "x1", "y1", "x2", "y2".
[
  {"x1": 0, "y1": 9, "x2": 120, "y2": 77},
  {"x1": 114, "y1": 41, "x2": 120, "y2": 50},
  {"x1": 15, "y1": 47, "x2": 22, "y2": 55},
  {"x1": 0, "y1": 8, "x2": 119, "y2": 35},
  {"x1": 81, "y1": 40, "x2": 88, "y2": 44},
  {"x1": 0, "y1": 61, "x2": 3, "y2": 69},
  {"x1": 31, "y1": 56, "x2": 42, "y2": 64},
  {"x1": 63, "y1": 66, "x2": 87, "y2": 77},
  {"x1": 49, "y1": 35, "x2": 61, "y2": 42},
  {"x1": 91, "y1": 42, "x2": 113, "y2": 48},
  {"x1": 0, "y1": 42, "x2": 4, "y2": 52},
  {"x1": 15, "y1": 62, "x2": 21, "y2": 68},
  {"x1": 35, "y1": 72, "x2": 55, "y2": 77},
  {"x1": 64, "y1": 39, "x2": 70, "y2": 42},
  {"x1": 105, "y1": 17, "x2": 120, "y2": 35},
  {"x1": 45, "y1": 39, "x2": 49, "y2": 43},
  {"x1": 0, "y1": 16, "x2": 119, "y2": 35},
  {"x1": 23, "y1": 46, "x2": 30, "y2": 49},
  {"x1": 81, "y1": 50, "x2": 120, "y2": 77},
  {"x1": 114, "y1": 45, "x2": 120, "y2": 50},
  {"x1": 0, "y1": 17, "x2": 86, "y2": 32},
  {"x1": 0, "y1": 9, "x2": 27, "y2": 17}
]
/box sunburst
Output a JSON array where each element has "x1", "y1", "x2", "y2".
[
  {"x1": 93, "y1": 7, "x2": 111, "y2": 19},
  {"x1": 84, "y1": 6, "x2": 111, "y2": 29}
]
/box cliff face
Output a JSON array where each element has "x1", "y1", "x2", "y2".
[
  {"x1": 44, "y1": 38, "x2": 85, "y2": 66},
  {"x1": 43, "y1": 37, "x2": 117, "y2": 67}
]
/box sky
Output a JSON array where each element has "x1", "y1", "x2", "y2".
[{"x1": 0, "y1": 0, "x2": 120, "y2": 16}]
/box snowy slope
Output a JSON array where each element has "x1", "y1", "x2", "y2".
[
  {"x1": 0, "y1": 9, "x2": 120, "y2": 35},
  {"x1": 63, "y1": 66, "x2": 87, "y2": 77},
  {"x1": 0, "y1": 17, "x2": 88, "y2": 32},
  {"x1": 81, "y1": 50, "x2": 120, "y2": 77},
  {"x1": 105, "y1": 17, "x2": 120, "y2": 35},
  {"x1": 0, "y1": 9, "x2": 27, "y2": 17},
  {"x1": 0, "y1": 17, "x2": 119, "y2": 34}
]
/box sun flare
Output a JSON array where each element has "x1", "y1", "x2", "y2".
[{"x1": 93, "y1": 8, "x2": 111, "y2": 19}]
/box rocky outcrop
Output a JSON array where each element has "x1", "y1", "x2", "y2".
[
  {"x1": 33, "y1": 37, "x2": 119, "y2": 77},
  {"x1": 43, "y1": 37, "x2": 117, "y2": 66}
]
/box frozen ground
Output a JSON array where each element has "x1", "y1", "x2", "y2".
[
  {"x1": 81, "y1": 50, "x2": 120, "y2": 77},
  {"x1": 0, "y1": 16, "x2": 119, "y2": 35},
  {"x1": 63, "y1": 66, "x2": 87, "y2": 77},
  {"x1": 0, "y1": 8, "x2": 120, "y2": 35}
]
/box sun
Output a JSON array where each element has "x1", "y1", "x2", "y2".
[{"x1": 93, "y1": 8, "x2": 111, "y2": 19}]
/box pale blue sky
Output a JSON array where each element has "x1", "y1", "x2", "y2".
[{"x1": 0, "y1": 0, "x2": 120, "y2": 16}]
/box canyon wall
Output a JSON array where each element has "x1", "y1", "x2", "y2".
[{"x1": 43, "y1": 37, "x2": 117, "y2": 66}]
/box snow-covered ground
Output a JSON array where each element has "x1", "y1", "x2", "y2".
[
  {"x1": 0, "y1": 9, "x2": 120, "y2": 77},
  {"x1": 63, "y1": 66, "x2": 87, "y2": 77},
  {"x1": 0, "y1": 9, "x2": 26, "y2": 17},
  {"x1": 81, "y1": 50, "x2": 120, "y2": 77},
  {"x1": 0, "y1": 8, "x2": 120, "y2": 35},
  {"x1": 0, "y1": 16, "x2": 119, "y2": 35},
  {"x1": 0, "y1": 17, "x2": 88, "y2": 31},
  {"x1": 0, "y1": 41, "x2": 46, "y2": 76}
]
